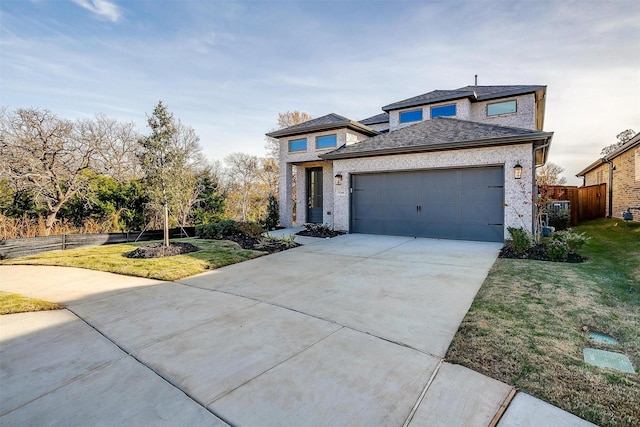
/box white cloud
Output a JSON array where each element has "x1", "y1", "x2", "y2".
[{"x1": 72, "y1": 0, "x2": 121, "y2": 22}]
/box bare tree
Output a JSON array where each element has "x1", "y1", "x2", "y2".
[
  {"x1": 76, "y1": 114, "x2": 142, "y2": 182},
  {"x1": 224, "y1": 152, "x2": 259, "y2": 221},
  {"x1": 600, "y1": 129, "x2": 636, "y2": 156},
  {"x1": 0, "y1": 108, "x2": 94, "y2": 234},
  {"x1": 168, "y1": 120, "x2": 207, "y2": 227},
  {"x1": 264, "y1": 111, "x2": 312, "y2": 160},
  {"x1": 536, "y1": 162, "x2": 567, "y2": 186}
]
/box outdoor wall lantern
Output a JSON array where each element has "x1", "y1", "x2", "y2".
[
  {"x1": 334, "y1": 174, "x2": 343, "y2": 185},
  {"x1": 513, "y1": 162, "x2": 523, "y2": 179}
]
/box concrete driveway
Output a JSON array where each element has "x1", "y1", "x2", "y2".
[{"x1": 0, "y1": 234, "x2": 596, "y2": 426}]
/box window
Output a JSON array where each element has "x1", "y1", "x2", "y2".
[
  {"x1": 288, "y1": 138, "x2": 307, "y2": 152},
  {"x1": 487, "y1": 100, "x2": 517, "y2": 116},
  {"x1": 399, "y1": 109, "x2": 423, "y2": 123},
  {"x1": 316, "y1": 134, "x2": 337, "y2": 149},
  {"x1": 430, "y1": 104, "x2": 456, "y2": 118}
]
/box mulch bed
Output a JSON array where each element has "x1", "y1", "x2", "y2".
[
  {"x1": 224, "y1": 234, "x2": 299, "y2": 253},
  {"x1": 499, "y1": 244, "x2": 587, "y2": 263},
  {"x1": 296, "y1": 229, "x2": 346, "y2": 238},
  {"x1": 124, "y1": 242, "x2": 202, "y2": 259}
]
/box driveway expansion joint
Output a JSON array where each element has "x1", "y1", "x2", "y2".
[{"x1": 64, "y1": 306, "x2": 229, "y2": 424}]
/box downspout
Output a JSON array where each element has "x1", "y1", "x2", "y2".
[
  {"x1": 533, "y1": 141, "x2": 552, "y2": 237},
  {"x1": 602, "y1": 157, "x2": 614, "y2": 218}
]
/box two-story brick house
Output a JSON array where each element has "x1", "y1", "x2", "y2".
[
  {"x1": 576, "y1": 132, "x2": 640, "y2": 221},
  {"x1": 267, "y1": 85, "x2": 554, "y2": 242}
]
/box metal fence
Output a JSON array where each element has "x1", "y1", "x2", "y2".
[{"x1": 0, "y1": 227, "x2": 195, "y2": 260}]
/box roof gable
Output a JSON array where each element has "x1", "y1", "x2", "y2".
[
  {"x1": 266, "y1": 113, "x2": 378, "y2": 138},
  {"x1": 382, "y1": 85, "x2": 546, "y2": 112},
  {"x1": 359, "y1": 112, "x2": 389, "y2": 125},
  {"x1": 321, "y1": 117, "x2": 552, "y2": 160}
]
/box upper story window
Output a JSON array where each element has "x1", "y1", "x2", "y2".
[
  {"x1": 288, "y1": 138, "x2": 307, "y2": 152},
  {"x1": 487, "y1": 100, "x2": 517, "y2": 116},
  {"x1": 316, "y1": 134, "x2": 337, "y2": 149},
  {"x1": 430, "y1": 104, "x2": 456, "y2": 118},
  {"x1": 399, "y1": 109, "x2": 423, "y2": 123}
]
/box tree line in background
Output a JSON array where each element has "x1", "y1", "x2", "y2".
[{"x1": 0, "y1": 103, "x2": 310, "y2": 239}]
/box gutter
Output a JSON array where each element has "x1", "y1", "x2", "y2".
[
  {"x1": 321, "y1": 132, "x2": 553, "y2": 160},
  {"x1": 602, "y1": 157, "x2": 614, "y2": 218},
  {"x1": 266, "y1": 121, "x2": 378, "y2": 138}
]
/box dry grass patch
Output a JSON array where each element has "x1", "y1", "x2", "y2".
[
  {"x1": 0, "y1": 291, "x2": 64, "y2": 315},
  {"x1": 447, "y1": 219, "x2": 639, "y2": 427},
  {"x1": 1, "y1": 238, "x2": 264, "y2": 281}
]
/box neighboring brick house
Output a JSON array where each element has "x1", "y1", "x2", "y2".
[
  {"x1": 267, "y1": 85, "x2": 554, "y2": 242},
  {"x1": 576, "y1": 132, "x2": 640, "y2": 221}
]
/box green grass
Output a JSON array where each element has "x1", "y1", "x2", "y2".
[
  {"x1": 0, "y1": 291, "x2": 64, "y2": 315},
  {"x1": 446, "y1": 219, "x2": 639, "y2": 427},
  {"x1": 1, "y1": 238, "x2": 265, "y2": 281}
]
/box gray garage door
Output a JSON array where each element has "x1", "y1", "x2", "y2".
[{"x1": 351, "y1": 167, "x2": 504, "y2": 242}]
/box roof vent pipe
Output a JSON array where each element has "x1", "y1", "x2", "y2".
[{"x1": 475, "y1": 74, "x2": 478, "y2": 86}]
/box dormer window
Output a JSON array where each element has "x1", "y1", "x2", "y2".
[
  {"x1": 430, "y1": 104, "x2": 456, "y2": 118},
  {"x1": 399, "y1": 109, "x2": 423, "y2": 123},
  {"x1": 316, "y1": 134, "x2": 337, "y2": 149},
  {"x1": 288, "y1": 138, "x2": 307, "y2": 152},
  {"x1": 487, "y1": 100, "x2": 517, "y2": 116}
]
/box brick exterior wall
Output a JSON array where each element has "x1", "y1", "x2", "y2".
[
  {"x1": 278, "y1": 128, "x2": 370, "y2": 227},
  {"x1": 332, "y1": 143, "x2": 535, "y2": 239},
  {"x1": 583, "y1": 146, "x2": 640, "y2": 221},
  {"x1": 387, "y1": 94, "x2": 537, "y2": 132}
]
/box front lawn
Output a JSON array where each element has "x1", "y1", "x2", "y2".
[
  {"x1": 446, "y1": 219, "x2": 639, "y2": 427},
  {"x1": 1, "y1": 238, "x2": 264, "y2": 281},
  {"x1": 0, "y1": 291, "x2": 64, "y2": 315}
]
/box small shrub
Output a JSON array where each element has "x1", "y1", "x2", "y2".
[
  {"x1": 506, "y1": 227, "x2": 534, "y2": 255},
  {"x1": 547, "y1": 239, "x2": 569, "y2": 261},
  {"x1": 264, "y1": 195, "x2": 279, "y2": 230},
  {"x1": 548, "y1": 209, "x2": 570, "y2": 231},
  {"x1": 236, "y1": 221, "x2": 263, "y2": 239},
  {"x1": 196, "y1": 220, "x2": 262, "y2": 240},
  {"x1": 551, "y1": 229, "x2": 590, "y2": 253},
  {"x1": 196, "y1": 220, "x2": 239, "y2": 239}
]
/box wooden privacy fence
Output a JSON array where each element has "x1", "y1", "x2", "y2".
[
  {"x1": 576, "y1": 183, "x2": 607, "y2": 222},
  {"x1": 543, "y1": 184, "x2": 606, "y2": 226},
  {"x1": 0, "y1": 227, "x2": 195, "y2": 260}
]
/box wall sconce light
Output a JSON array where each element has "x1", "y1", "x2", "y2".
[
  {"x1": 513, "y1": 162, "x2": 523, "y2": 179},
  {"x1": 334, "y1": 174, "x2": 343, "y2": 185}
]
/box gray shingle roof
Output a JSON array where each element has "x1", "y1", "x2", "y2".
[
  {"x1": 576, "y1": 132, "x2": 640, "y2": 176},
  {"x1": 382, "y1": 85, "x2": 546, "y2": 111},
  {"x1": 321, "y1": 117, "x2": 553, "y2": 160},
  {"x1": 359, "y1": 112, "x2": 389, "y2": 125},
  {"x1": 266, "y1": 113, "x2": 378, "y2": 138}
]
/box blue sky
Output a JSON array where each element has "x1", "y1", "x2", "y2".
[{"x1": 1, "y1": 0, "x2": 639, "y2": 185}]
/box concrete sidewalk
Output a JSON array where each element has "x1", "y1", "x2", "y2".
[{"x1": 0, "y1": 234, "x2": 596, "y2": 426}]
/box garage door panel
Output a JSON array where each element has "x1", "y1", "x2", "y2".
[
  {"x1": 465, "y1": 204, "x2": 503, "y2": 223},
  {"x1": 461, "y1": 224, "x2": 504, "y2": 242},
  {"x1": 352, "y1": 218, "x2": 384, "y2": 234},
  {"x1": 460, "y1": 188, "x2": 502, "y2": 204},
  {"x1": 417, "y1": 169, "x2": 456, "y2": 187},
  {"x1": 421, "y1": 205, "x2": 459, "y2": 222},
  {"x1": 460, "y1": 168, "x2": 503, "y2": 185},
  {"x1": 385, "y1": 220, "x2": 420, "y2": 237},
  {"x1": 419, "y1": 188, "x2": 457, "y2": 204},
  {"x1": 385, "y1": 172, "x2": 417, "y2": 189},
  {"x1": 351, "y1": 167, "x2": 505, "y2": 242},
  {"x1": 419, "y1": 223, "x2": 457, "y2": 239},
  {"x1": 354, "y1": 174, "x2": 384, "y2": 188},
  {"x1": 385, "y1": 188, "x2": 416, "y2": 206},
  {"x1": 387, "y1": 204, "x2": 418, "y2": 219}
]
